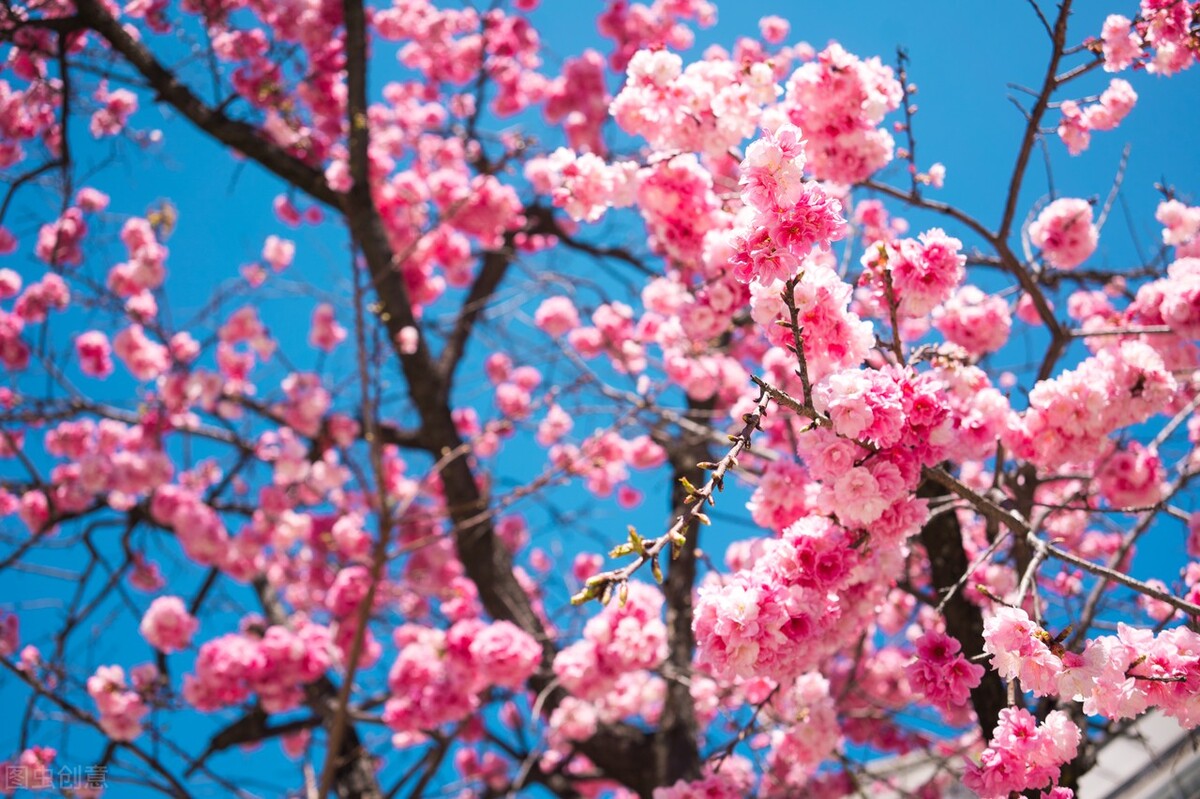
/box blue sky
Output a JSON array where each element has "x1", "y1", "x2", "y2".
[{"x1": 2, "y1": 1, "x2": 1199, "y2": 796}]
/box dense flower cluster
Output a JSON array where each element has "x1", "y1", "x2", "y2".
[
  {"x1": 87, "y1": 665, "x2": 150, "y2": 742},
  {"x1": 1057, "y1": 79, "x2": 1137, "y2": 155},
  {"x1": 183, "y1": 620, "x2": 337, "y2": 713},
  {"x1": 694, "y1": 508, "x2": 924, "y2": 682},
  {"x1": 385, "y1": 619, "x2": 541, "y2": 736},
  {"x1": 1006, "y1": 341, "x2": 1176, "y2": 468},
  {"x1": 905, "y1": 630, "x2": 984, "y2": 712},
  {"x1": 781, "y1": 44, "x2": 903, "y2": 183},
  {"x1": 653, "y1": 755, "x2": 754, "y2": 799},
  {"x1": 984, "y1": 606, "x2": 1200, "y2": 726},
  {"x1": 1029, "y1": 198, "x2": 1098, "y2": 270},
  {"x1": 140, "y1": 596, "x2": 199, "y2": 653},
  {"x1": 932, "y1": 285, "x2": 1013, "y2": 356},
  {"x1": 555, "y1": 582, "x2": 667, "y2": 699},
  {"x1": 1099, "y1": 3, "x2": 1200, "y2": 75},
  {"x1": 963, "y1": 707, "x2": 1080, "y2": 798},
  {"x1": 729, "y1": 125, "x2": 847, "y2": 285},
  {"x1": 610, "y1": 48, "x2": 778, "y2": 158},
  {"x1": 859, "y1": 228, "x2": 966, "y2": 318}
]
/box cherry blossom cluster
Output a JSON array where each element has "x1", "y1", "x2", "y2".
[
  {"x1": 652, "y1": 755, "x2": 753, "y2": 799},
  {"x1": 1006, "y1": 340, "x2": 1177, "y2": 468},
  {"x1": 963, "y1": 707, "x2": 1080, "y2": 798},
  {"x1": 0, "y1": 271, "x2": 69, "y2": 370},
  {"x1": 526, "y1": 148, "x2": 638, "y2": 223},
  {"x1": 693, "y1": 362, "x2": 979, "y2": 690},
  {"x1": 1057, "y1": 79, "x2": 1138, "y2": 155},
  {"x1": 1029, "y1": 198, "x2": 1099, "y2": 270},
  {"x1": 1099, "y1": 4, "x2": 1200, "y2": 75},
  {"x1": 905, "y1": 630, "x2": 984, "y2": 713},
  {"x1": 90, "y1": 81, "x2": 138, "y2": 139},
  {"x1": 729, "y1": 125, "x2": 847, "y2": 285},
  {"x1": 780, "y1": 44, "x2": 903, "y2": 183},
  {"x1": 1157, "y1": 199, "x2": 1200, "y2": 257},
  {"x1": 6, "y1": 417, "x2": 175, "y2": 533},
  {"x1": 1134, "y1": 257, "x2": 1200, "y2": 338},
  {"x1": 543, "y1": 49, "x2": 610, "y2": 154},
  {"x1": 932, "y1": 285, "x2": 1013, "y2": 356},
  {"x1": 858, "y1": 227, "x2": 966, "y2": 318},
  {"x1": 183, "y1": 619, "x2": 337, "y2": 713},
  {"x1": 636, "y1": 154, "x2": 729, "y2": 267},
  {"x1": 693, "y1": 512, "x2": 915, "y2": 683},
  {"x1": 139, "y1": 596, "x2": 199, "y2": 653},
  {"x1": 985, "y1": 605, "x2": 1200, "y2": 726},
  {"x1": 760, "y1": 673, "x2": 842, "y2": 791},
  {"x1": 610, "y1": 48, "x2": 778, "y2": 158},
  {"x1": 384, "y1": 619, "x2": 540, "y2": 738},
  {"x1": 1097, "y1": 441, "x2": 1164, "y2": 507},
  {"x1": 554, "y1": 581, "x2": 667, "y2": 699},
  {"x1": 87, "y1": 665, "x2": 151, "y2": 742},
  {"x1": 931, "y1": 363, "x2": 1013, "y2": 462},
  {"x1": 598, "y1": 0, "x2": 717, "y2": 71}
]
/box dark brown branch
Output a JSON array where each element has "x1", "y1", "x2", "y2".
[
  {"x1": 333, "y1": 1, "x2": 660, "y2": 795},
  {"x1": 998, "y1": 0, "x2": 1072, "y2": 241},
  {"x1": 917, "y1": 480, "x2": 1009, "y2": 735},
  {"x1": 655, "y1": 396, "x2": 712, "y2": 786},
  {"x1": 71, "y1": 0, "x2": 338, "y2": 207},
  {"x1": 437, "y1": 249, "x2": 511, "y2": 392}
]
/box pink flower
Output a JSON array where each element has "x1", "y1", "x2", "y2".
[
  {"x1": 90, "y1": 81, "x2": 138, "y2": 138},
  {"x1": 75, "y1": 187, "x2": 110, "y2": 212},
  {"x1": 274, "y1": 195, "x2": 302, "y2": 226},
  {"x1": 907, "y1": 630, "x2": 984, "y2": 709},
  {"x1": 15, "y1": 274, "x2": 71, "y2": 321},
  {"x1": 739, "y1": 124, "x2": 808, "y2": 212},
  {"x1": 113, "y1": 325, "x2": 170, "y2": 381},
  {"x1": 536, "y1": 404, "x2": 573, "y2": 446},
  {"x1": 694, "y1": 574, "x2": 791, "y2": 680},
  {"x1": 654, "y1": 755, "x2": 754, "y2": 799},
  {"x1": 831, "y1": 466, "x2": 887, "y2": 526},
  {"x1": 0, "y1": 611, "x2": 18, "y2": 657},
  {"x1": 786, "y1": 43, "x2": 903, "y2": 183},
  {"x1": 1157, "y1": 200, "x2": 1200, "y2": 250},
  {"x1": 1006, "y1": 341, "x2": 1175, "y2": 469},
  {"x1": 1088, "y1": 79, "x2": 1137, "y2": 131},
  {"x1": 1058, "y1": 79, "x2": 1138, "y2": 155},
  {"x1": 1101, "y1": 14, "x2": 1141, "y2": 72},
  {"x1": 262, "y1": 235, "x2": 295, "y2": 271},
  {"x1": 528, "y1": 149, "x2": 638, "y2": 222},
  {"x1": 309, "y1": 303, "x2": 346, "y2": 351},
  {"x1": 1029, "y1": 198, "x2": 1097, "y2": 270},
  {"x1": 983, "y1": 605, "x2": 1039, "y2": 678},
  {"x1": 0, "y1": 269, "x2": 20, "y2": 299},
  {"x1": 1098, "y1": 443, "x2": 1164, "y2": 508},
  {"x1": 87, "y1": 665, "x2": 149, "y2": 741},
  {"x1": 758, "y1": 15, "x2": 789, "y2": 44},
  {"x1": 469, "y1": 620, "x2": 542, "y2": 689},
  {"x1": 534, "y1": 296, "x2": 581, "y2": 336},
  {"x1": 139, "y1": 596, "x2": 199, "y2": 653},
  {"x1": 397, "y1": 325, "x2": 419, "y2": 354},
  {"x1": 35, "y1": 208, "x2": 87, "y2": 266},
  {"x1": 74, "y1": 331, "x2": 113, "y2": 378},
  {"x1": 932, "y1": 285, "x2": 1012, "y2": 356},
  {"x1": 964, "y1": 708, "x2": 1079, "y2": 798}
]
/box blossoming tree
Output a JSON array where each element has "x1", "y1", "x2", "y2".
[{"x1": 1, "y1": 0, "x2": 1200, "y2": 797}]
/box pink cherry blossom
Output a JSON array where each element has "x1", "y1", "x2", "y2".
[
  {"x1": 139, "y1": 596, "x2": 199, "y2": 653},
  {"x1": 1029, "y1": 198, "x2": 1098, "y2": 270}
]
